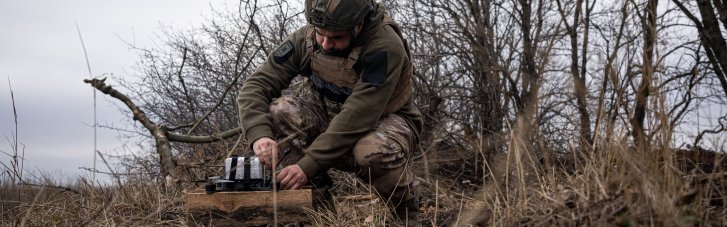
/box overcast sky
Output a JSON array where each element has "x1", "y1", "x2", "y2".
[{"x1": 0, "y1": 0, "x2": 235, "y2": 183}]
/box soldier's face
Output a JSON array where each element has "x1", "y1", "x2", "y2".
[{"x1": 315, "y1": 24, "x2": 363, "y2": 56}]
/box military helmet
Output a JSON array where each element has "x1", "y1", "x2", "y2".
[{"x1": 305, "y1": 0, "x2": 373, "y2": 31}]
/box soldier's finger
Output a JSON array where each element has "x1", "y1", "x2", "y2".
[
  {"x1": 281, "y1": 179, "x2": 291, "y2": 190},
  {"x1": 260, "y1": 157, "x2": 270, "y2": 166},
  {"x1": 286, "y1": 176, "x2": 298, "y2": 190},
  {"x1": 260, "y1": 156, "x2": 270, "y2": 166},
  {"x1": 278, "y1": 170, "x2": 290, "y2": 188},
  {"x1": 283, "y1": 174, "x2": 296, "y2": 190},
  {"x1": 289, "y1": 183, "x2": 298, "y2": 190}
]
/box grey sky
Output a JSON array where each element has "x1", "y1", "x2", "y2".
[{"x1": 0, "y1": 0, "x2": 233, "y2": 182}]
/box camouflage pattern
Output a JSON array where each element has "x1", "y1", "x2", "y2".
[
  {"x1": 305, "y1": 0, "x2": 373, "y2": 31},
  {"x1": 237, "y1": 2, "x2": 423, "y2": 219},
  {"x1": 269, "y1": 81, "x2": 418, "y2": 206},
  {"x1": 238, "y1": 1, "x2": 423, "y2": 180}
]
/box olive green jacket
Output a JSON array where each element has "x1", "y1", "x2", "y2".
[{"x1": 237, "y1": 3, "x2": 422, "y2": 178}]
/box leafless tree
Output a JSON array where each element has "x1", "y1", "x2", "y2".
[
  {"x1": 555, "y1": 0, "x2": 596, "y2": 147},
  {"x1": 627, "y1": 0, "x2": 658, "y2": 151},
  {"x1": 83, "y1": 0, "x2": 727, "y2": 191},
  {"x1": 86, "y1": 1, "x2": 304, "y2": 182},
  {"x1": 671, "y1": 0, "x2": 727, "y2": 145}
]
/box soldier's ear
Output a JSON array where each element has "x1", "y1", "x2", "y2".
[{"x1": 353, "y1": 20, "x2": 364, "y2": 34}]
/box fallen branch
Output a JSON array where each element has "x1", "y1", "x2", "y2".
[
  {"x1": 84, "y1": 78, "x2": 177, "y2": 179},
  {"x1": 83, "y1": 78, "x2": 244, "y2": 180},
  {"x1": 167, "y1": 127, "x2": 243, "y2": 143}
]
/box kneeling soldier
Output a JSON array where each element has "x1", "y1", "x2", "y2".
[{"x1": 237, "y1": 0, "x2": 422, "y2": 223}]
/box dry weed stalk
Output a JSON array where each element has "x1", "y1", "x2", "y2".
[{"x1": 443, "y1": 89, "x2": 727, "y2": 226}]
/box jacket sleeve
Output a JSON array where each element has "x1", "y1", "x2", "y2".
[
  {"x1": 296, "y1": 35, "x2": 409, "y2": 177},
  {"x1": 237, "y1": 28, "x2": 309, "y2": 146}
]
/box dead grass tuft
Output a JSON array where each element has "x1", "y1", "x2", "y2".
[{"x1": 1, "y1": 123, "x2": 726, "y2": 226}]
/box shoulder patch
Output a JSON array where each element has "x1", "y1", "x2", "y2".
[
  {"x1": 361, "y1": 51, "x2": 387, "y2": 86},
  {"x1": 273, "y1": 40, "x2": 294, "y2": 64}
]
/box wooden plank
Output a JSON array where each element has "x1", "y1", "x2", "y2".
[{"x1": 186, "y1": 189, "x2": 313, "y2": 226}]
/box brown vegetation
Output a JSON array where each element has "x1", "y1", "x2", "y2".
[{"x1": 2, "y1": 0, "x2": 727, "y2": 226}]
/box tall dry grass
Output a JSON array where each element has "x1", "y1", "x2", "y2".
[
  {"x1": 449, "y1": 121, "x2": 727, "y2": 226},
  {"x1": 1, "y1": 83, "x2": 725, "y2": 226},
  {"x1": 1, "y1": 126, "x2": 725, "y2": 226}
]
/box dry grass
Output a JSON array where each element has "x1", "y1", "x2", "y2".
[
  {"x1": 1, "y1": 131, "x2": 726, "y2": 226},
  {"x1": 451, "y1": 135, "x2": 727, "y2": 226},
  {"x1": 0, "y1": 176, "x2": 187, "y2": 226}
]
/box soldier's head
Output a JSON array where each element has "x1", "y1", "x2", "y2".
[{"x1": 306, "y1": 0, "x2": 373, "y2": 55}]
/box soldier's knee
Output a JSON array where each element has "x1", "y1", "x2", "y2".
[
  {"x1": 270, "y1": 96, "x2": 297, "y2": 116},
  {"x1": 272, "y1": 96, "x2": 306, "y2": 124},
  {"x1": 353, "y1": 132, "x2": 407, "y2": 176}
]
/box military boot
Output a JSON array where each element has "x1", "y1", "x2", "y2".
[
  {"x1": 393, "y1": 196, "x2": 420, "y2": 226},
  {"x1": 310, "y1": 171, "x2": 336, "y2": 213}
]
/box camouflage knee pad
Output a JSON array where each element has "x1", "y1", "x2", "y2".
[
  {"x1": 352, "y1": 115, "x2": 418, "y2": 201},
  {"x1": 269, "y1": 92, "x2": 419, "y2": 203},
  {"x1": 269, "y1": 95, "x2": 327, "y2": 168}
]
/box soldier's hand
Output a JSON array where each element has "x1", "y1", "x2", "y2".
[
  {"x1": 252, "y1": 137, "x2": 278, "y2": 168},
  {"x1": 278, "y1": 164, "x2": 308, "y2": 190}
]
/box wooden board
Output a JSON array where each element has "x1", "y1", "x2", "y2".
[{"x1": 186, "y1": 189, "x2": 313, "y2": 226}]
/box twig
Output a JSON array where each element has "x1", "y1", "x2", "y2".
[
  {"x1": 84, "y1": 78, "x2": 178, "y2": 178},
  {"x1": 76, "y1": 21, "x2": 98, "y2": 182},
  {"x1": 166, "y1": 123, "x2": 194, "y2": 132},
  {"x1": 186, "y1": 0, "x2": 264, "y2": 135},
  {"x1": 167, "y1": 127, "x2": 243, "y2": 143},
  {"x1": 78, "y1": 150, "x2": 122, "y2": 226},
  {"x1": 84, "y1": 77, "x2": 244, "y2": 143},
  {"x1": 75, "y1": 21, "x2": 94, "y2": 77},
  {"x1": 6, "y1": 77, "x2": 23, "y2": 187},
  {"x1": 435, "y1": 180, "x2": 439, "y2": 226},
  {"x1": 683, "y1": 172, "x2": 727, "y2": 182},
  {"x1": 694, "y1": 116, "x2": 727, "y2": 146},
  {"x1": 176, "y1": 48, "x2": 196, "y2": 121},
  {"x1": 187, "y1": 46, "x2": 262, "y2": 134},
  {"x1": 336, "y1": 194, "x2": 378, "y2": 202},
  {"x1": 261, "y1": 125, "x2": 312, "y2": 227},
  {"x1": 119, "y1": 195, "x2": 181, "y2": 226},
  {"x1": 20, "y1": 182, "x2": 81, "y2": 195},
  {"x1": 92, "y1": 123, "x2": 150, "y2": 138},
  {"x1": 19, "y1": 182, "x2": 47, "y2": 226},
  {"x1": 96, "y1": 150, "x2": 122, "y2": 186},
  {"x1": 78, "y1": 167, "x2": 139, "y2": 176}
]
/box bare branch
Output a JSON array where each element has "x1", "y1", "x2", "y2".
[
  {"x1": 187, "y1": 46, "x2": 262, "y2": 134},
  {"x1": 176, "y1": 48, "x2": 196, "y2": 120}
]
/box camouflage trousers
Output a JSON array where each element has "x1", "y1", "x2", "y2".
[{"x1": 269, "y1": 82, "x2": 418, "y2": 209}]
